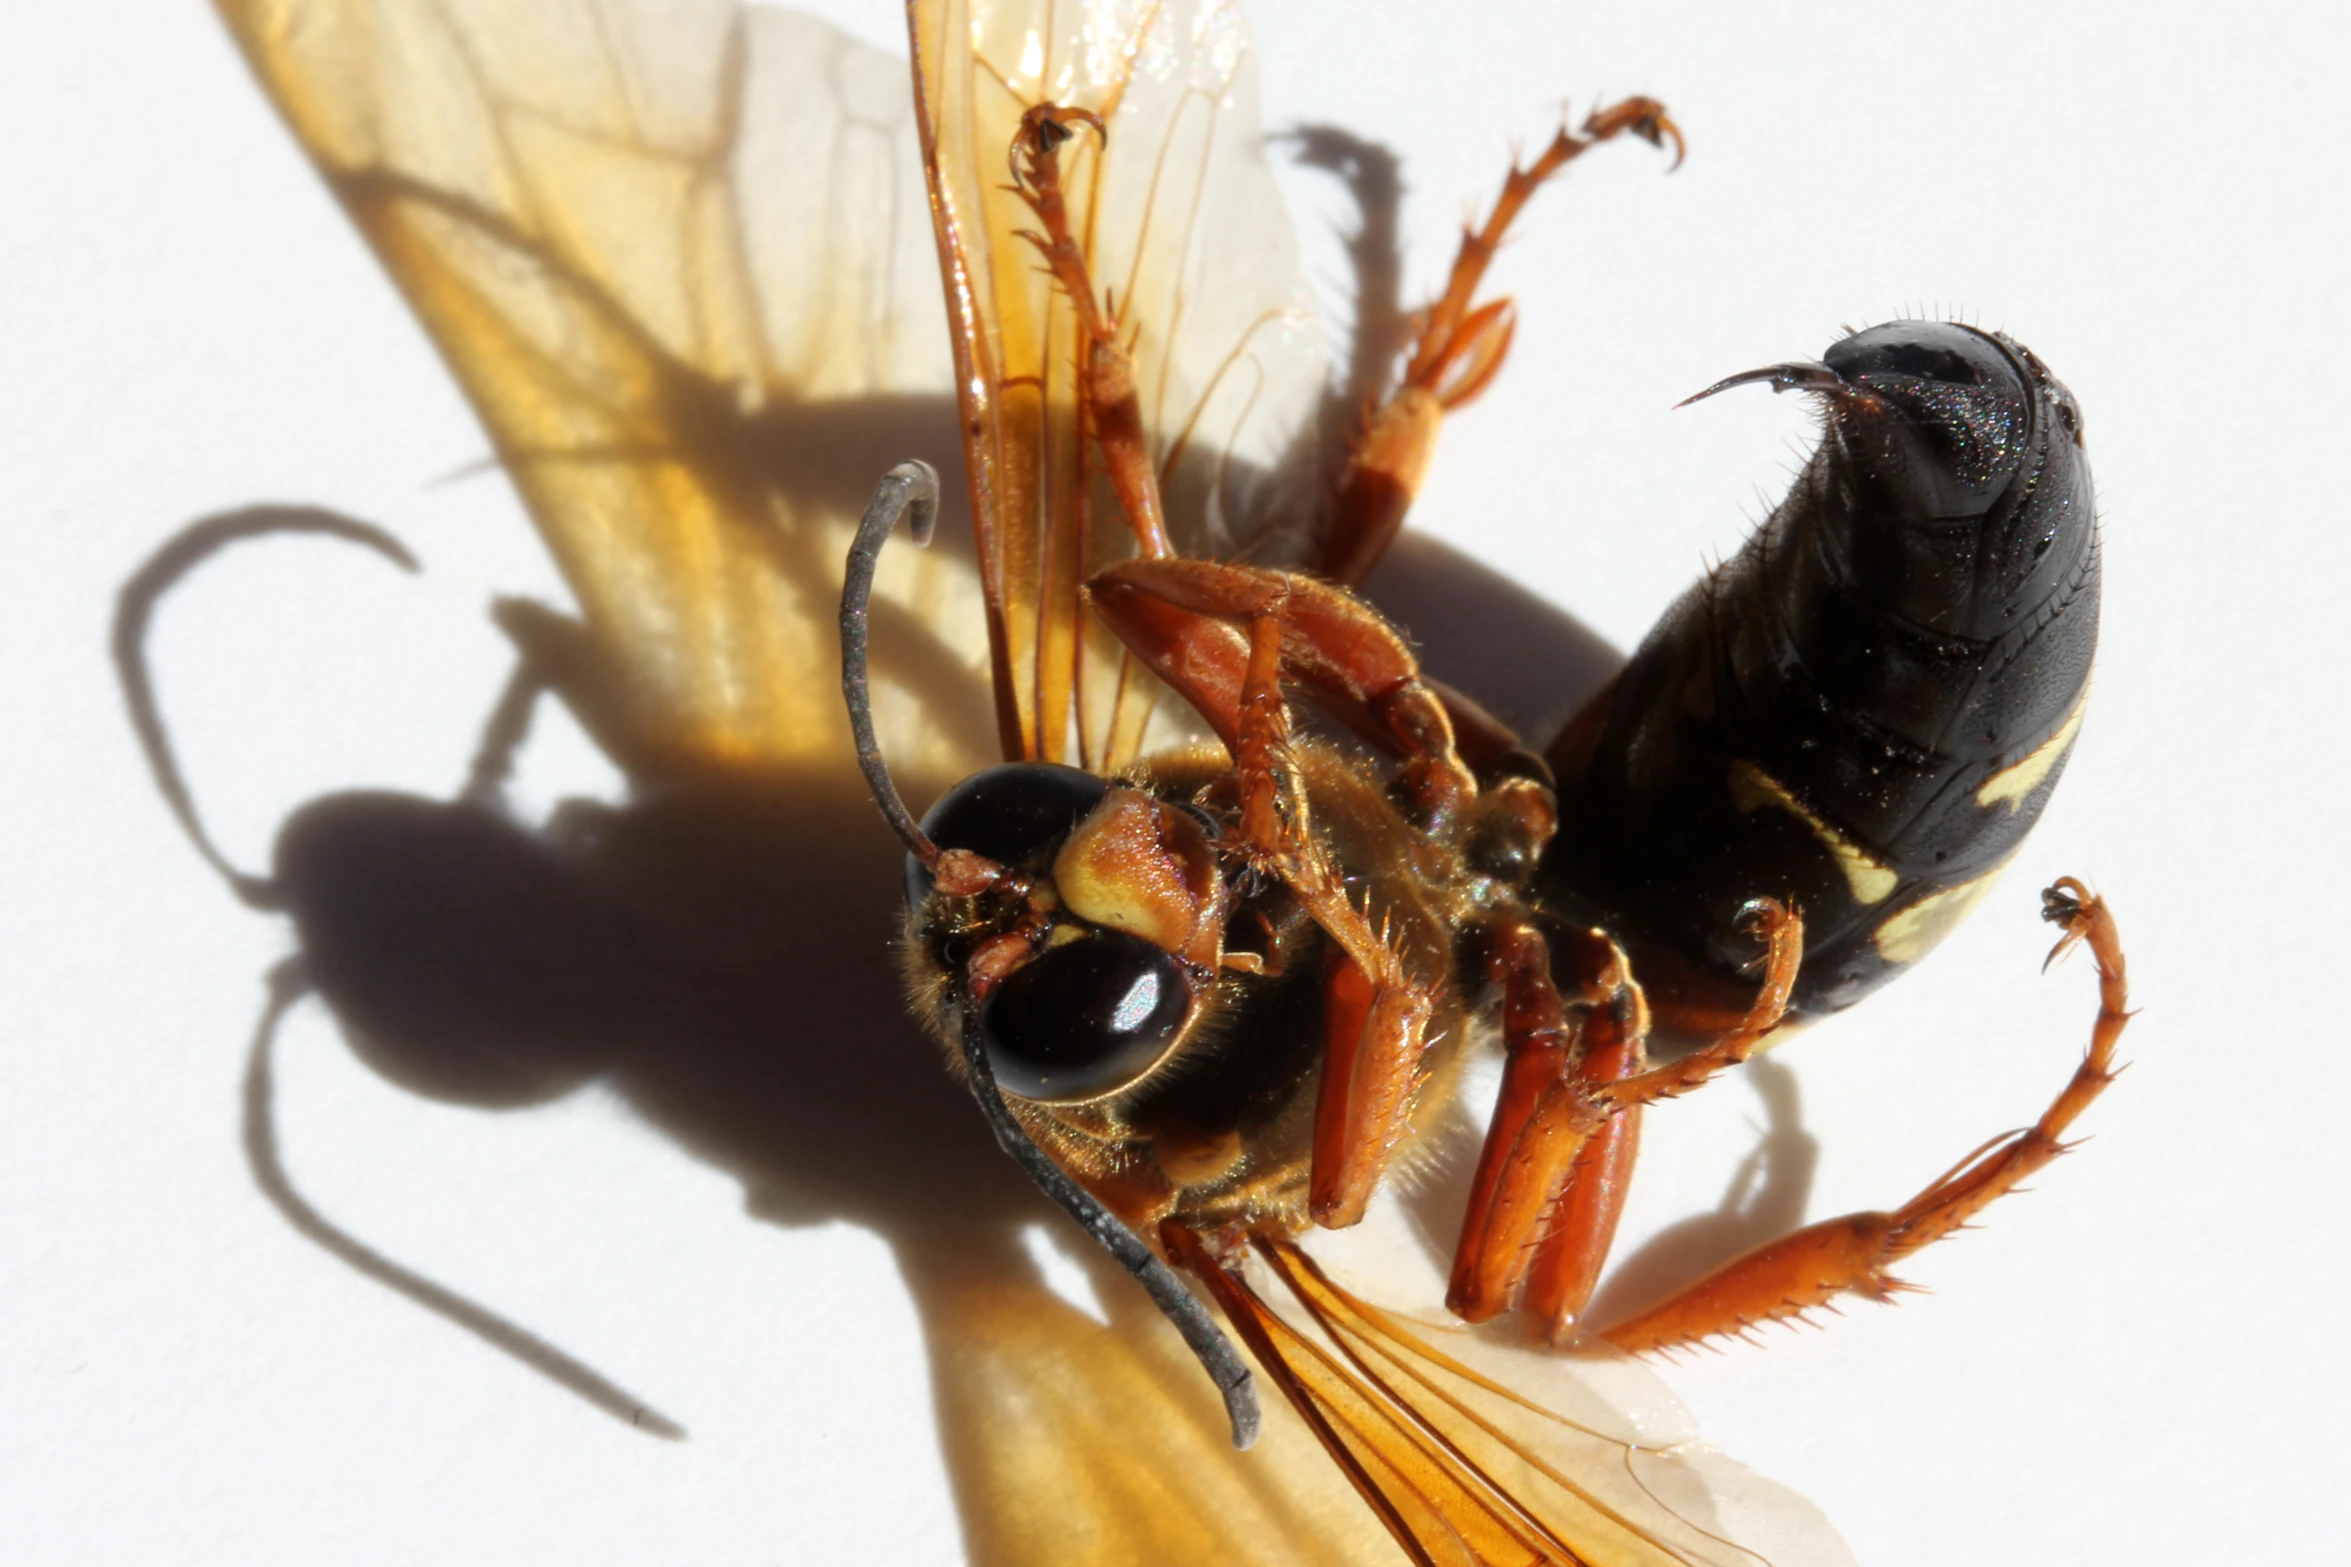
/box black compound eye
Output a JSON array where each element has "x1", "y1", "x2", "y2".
[
  {"x1": 979, "y1": 932, "x2": 1192, "y2": 1102},
  {"x1": 905, "y1": 762, "x2": 1111, "y2": 911}
]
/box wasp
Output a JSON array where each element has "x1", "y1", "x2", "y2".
[
  {"x1": 176, "y1": 0, "x2": 2127, "y2": 1560},
  {"x1": 848, "y1": 2, "x2": 2132, "y2": 1556}
]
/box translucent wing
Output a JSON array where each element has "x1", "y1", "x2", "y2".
[
  {"x1": 1193, "y1": 1228, "x2": 1860, "y2": 1567},
  {"x1": 921, "y1": 1263, "x2": 1407, "y2": 1566},
  {"x1": 203, "y1": 5, "x2": 1360, "y2": 1559},
  {"x1": 909, "y1": 0, "x2": 1327, "y2": 768},
  {"x1": 906, "y1": 8, "x2": 1849, "y2": 1562},
  {"x1": 212, "y1": 0, "x2": 990, "y2": 785},
  {"x1": 924, "y1": 1208, "x2": 1854, "y2": 1567},
  {"x1": 211, "y1": 3, "x2": 1842, "y2": 1561}
]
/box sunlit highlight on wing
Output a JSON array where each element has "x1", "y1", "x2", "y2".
[
  {"x1": 910, "y1": 0, "x2": 1325, "y2": 769},
  {"x1": 926, "y1": 1263, "x2": 1406, "y2": 1566},
  {"x1": 213, "y1": 0, "x2": 988, "y2": 784},
  {"x1": 211, "y1": 4, "x2": 1855, "y2": 1561},
  {"x1": 1186, "y1": 1231, "x2": 1857, "y2": 1567}
]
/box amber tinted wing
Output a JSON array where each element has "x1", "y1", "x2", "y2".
[
  {"x1": 909, "y1": 0, "x2": 1327, "y2": 769},
  {"x1": 1182, "y1": 1233, "x2": 1858, "y2": 1567},
  {"x1": 212, "y1": 0, "x2": 990, "y2": 784},
  {"x1": 920, "y1": 1261, "x2": 1412, "y2": 1566},
  {"x1": 200, "y1": 8, "x2": 1381, "y2": 1558}
]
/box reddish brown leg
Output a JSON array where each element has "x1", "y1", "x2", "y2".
[
  {"x1": 1088, "y1": 558, "x2": 1476, "y2": 820},
  {"x1": 1088, "y1": 562, "x2": 1480, "y2": 1228},
  {"x1": 1318, "y1": 99, "x2": 1683, "y2": 586},
  {"x1": 1448, "y1": 922, "x2": 1627, "y2": 1322},
  {"x1": 1522, "y1": 1003, "x2": 1645, "y2": 1343},
  {"x1": 1597, "y1": 880, "x2": 2131, "y2": 1353},
  {"x1": 1226, "y1": 608, "x2": 1436, "y2": 1230},
  {"x1": 1011, "y1": 104, "x2": 1172, "y2": 560},
  {"x1": 1447, "y1": 905, "x2": 1796, "y2": 1331},
  {"x1": 1599, "y1": 899, "x2": 1802, "y2": 1109}
]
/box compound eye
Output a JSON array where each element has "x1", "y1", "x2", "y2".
[
  {"x1": 905, "y1": 762, "x2": 1111, "y2": 911},
  {"x1": 978, "y1": 932, "x2": 1193, "y2": 1102}
]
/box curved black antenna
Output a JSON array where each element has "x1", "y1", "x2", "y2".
[
  {"x1": 242, "y1": 961, "x2": 685, "y2": 1439},
  {"x1": 957, "y1": 993, "x2": 1260, "y2": 1449},
  {"x1": 839, "y1": 461, "x2": 945, "y2": 870},
  {"x1": 841, "y1": 459, "x2": 1259, "y2": 1446},
  {"x1": 113, "y1": 505, "x2": 421, "y2": 909}
]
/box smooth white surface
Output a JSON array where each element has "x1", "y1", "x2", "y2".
[{"x1": 4, "y1": 3, "x2": 2346, "y2": 1564}]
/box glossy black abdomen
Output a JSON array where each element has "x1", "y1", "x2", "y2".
[{"x1": 1540, "y1": 323, "x2": 2098, "y2": 1016}]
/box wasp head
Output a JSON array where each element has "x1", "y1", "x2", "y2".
[{"x1": 902, "y1": 763, "x2": 1230, "y2": 1103}]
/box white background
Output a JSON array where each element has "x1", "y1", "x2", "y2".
[{"x1": 5, "y1": 2, "x2": 2347, "y2": 1564}]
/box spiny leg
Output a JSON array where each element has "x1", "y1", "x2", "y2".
[
  {"x1": 1448, "y1": 905, "x2": 1798, "y2": 1330},
  {"x1": 1523, "y1": 906, "x2": 1798, "y2": 1338},
  {"x1": 1600, "y1": 898, "x2": 1803, "y2": 1109},
  {"x1": 1448, "y1": 920, "x2": 1627, "y2": 1322},
  {"x1": 1088, "y1": 557, "x2": 1478, "y2": 822},
  {"x1": 1010, "y1": 103, "x2": 1171, "y2": 559},
  {"x1": 1596, "y1": 880, "x2": 2131, "y2": 1354},
  {"x1": 1402, "y1": 100, "x2": 1685, "y2": 400},
  {"x1": 1521, "y1": 966, "x2": 1647, "y2": 1343},
  {"x1": 1318, "y1": 98, "x2": 1683, "y2": 586},
  {"x1": 1088, "y1": 561, "x2": 1468, "y2": 1227},
  {"x1": 1222, "y1": 606, "x2": 1435, "y2": 1230}
]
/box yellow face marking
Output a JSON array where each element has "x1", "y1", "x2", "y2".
[
  {"x1": 1052, "y1": 788, "x2": 1225, "y2": 964},
  {"x1": 1873, "y1": 870, "x2": 2004, "y2": 966},
  {"x1": 1727, "y1": 759, "x2": 1898, "y2": 905},
  {"x1": 1977, "y1": 700, "x2": 2087, "y2": 812}
]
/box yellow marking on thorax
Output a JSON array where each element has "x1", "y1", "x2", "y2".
[
  {"x1": 1873, "y1": 869, "x2": 2004, "y2": 966},
  {"x1": 1727, "y1": 759, "x2": 1898, "y2": 905},
  {"x1": 1977, "y1": 699, "x2": 2086, "y2": 812}
]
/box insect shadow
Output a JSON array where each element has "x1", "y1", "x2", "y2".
[{"x1": 112, "y1": 128, "x2": 1822, "y2": 1564}]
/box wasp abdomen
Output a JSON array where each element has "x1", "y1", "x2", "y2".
[{"x1": 1543, "y1": 322, "x2": 2097, "y2": 1017}]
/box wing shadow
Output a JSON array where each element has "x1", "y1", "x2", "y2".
[{"x1": 120, "y1": 107, "x2": 1799, "y2": 1563}]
